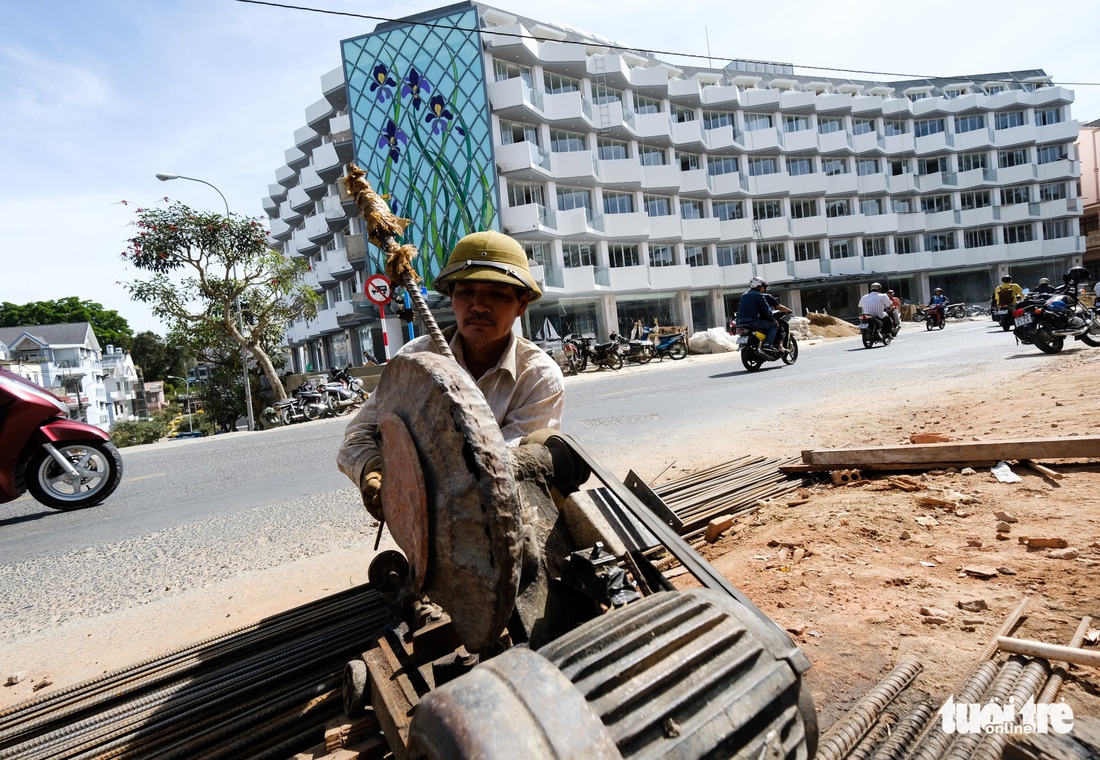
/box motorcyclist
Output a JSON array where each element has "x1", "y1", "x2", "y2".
[
  {"x1": 886, "y1": 289, "x2": 903, "y2": 331},
  {"x1": 737, "y1": 277, "x2": 780, "y2": 353},
  {"x1": 858, "y1": 282, "x2": 896, "y2": 337},
  {"x1": 928, "y1": 287, "x2": 949, "y2": 326},
  {"x1": 1034, "y1": 277, "x2": 1056, "y2": 295},
  {"x1": 760, "y1": 282, "x2": 794, "y2": 350},
  {"x1": 995, "y1": 275, "x2": 1023, "y2": 309}
]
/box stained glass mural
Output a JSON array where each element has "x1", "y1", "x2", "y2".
[{"x1": 342, "y1": 7, "x2": 496, "y2": 288}]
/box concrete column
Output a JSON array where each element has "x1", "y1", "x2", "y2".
[
  {"x1": 710, "y1": 289, "x2": 726, "y2": 330},
  {"x1": 917, "y1": 271, "x2": 931, "y2": 304},
  {"x1": 597, "y1": 293, "x2": 618, "y2": 340},
  {"x1": 786, "y1": 289, "x2": 804, "y2": 316},
  {"x1": 674, "y1": 291, "x2": 692, "y2": 330}
]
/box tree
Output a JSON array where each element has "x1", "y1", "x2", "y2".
[
  {"x1": 129, "y1": 331, "x2": 186, "y2": 383},
  {"x1": 122, "y1": 201, "x2": 319, "y2": 402},
  {"x1": 0, "y1": 297, "x2": 133, "y2": 349}
]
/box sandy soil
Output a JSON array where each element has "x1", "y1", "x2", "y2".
[{"x1": 3, "y1": 323, "x2": 1098, "y2": 735}]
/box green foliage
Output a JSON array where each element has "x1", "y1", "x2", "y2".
[
  {"x1": 111, "y1": 419, "x2": 167, "y2": 448},
  {"x1": 130, "y1": 331, "x2": 185, "y2": 382},
  {"x1": 0, "y1": 297, "x2": 133, "y2": 349}
]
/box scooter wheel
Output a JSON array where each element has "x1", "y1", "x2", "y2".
[{"x1": 27, "y1": 441, "x2": 123, "y2": 510}]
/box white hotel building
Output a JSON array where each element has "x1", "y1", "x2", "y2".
[{"x1": 265, "y1": 3, "x2": 1084, "y2": 371}]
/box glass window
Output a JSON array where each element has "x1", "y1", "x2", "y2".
[
  {"x1": 749, "y1": 157, "x2": 779, "y2": 176},
  {"x1": 892, "y1": 197, "x2": 914, "y2": 213},
  {"x1": 830, "y1": 239, "x2": 854, "y2": 258},
  {"x1": 863, "y1": 237, "x2": 888, "y2": 256},
  {"x1": 716, "y1": 243, "x2": 749, "y2": 266},
  {"x1": 671, "y1": 104, "x2": 695, "y2": 123},
  {"x1": 955, "y1": 114, "x2": 985, "y2": 133},
  {"x1": 753, "y1": 199, "x2": 783, "y2": 219},
  {"x1": 889, "y1": 159, "x2": 910, "y2": 176},
  {"x1": 823, "y1": 158, "x2": 849, "y2": 176},
  {"x1": 703, "y1": 110, "x2": 734, "y2": 129},
  {"x1": 917, "y1": 156, "x2": 948, "y2": 175},
  {"x1": 744, "y1": 113, "x2": 774, "y2": 131},
  {"x1": 500, "y1": 119, "x2": 539, "y2": 145},
  {"x1": 995, "y1": 110, "x2": 1026, "y2": 129},
  {"x1": 493, "y1": 60, "x2": 532, "y2": 86},
  {"x1": 914, "y1": 118, "x2": 945, "y2": 137},
  {"x1": 685, "y1": 245, "x2": 709, "y2": 267},
  {"x1": 550, "y1": 129, "x2": 586, "y2": 152},
  {"x1": 557, "y1": 186, "x2": 593, "y2": 213},
  {"x1": 639, "y1": 144, "x2": 666, "y2": 166},
  {"x1": 959, "y1": 152, "x2": 988, "y2": 172},
  {"x1": 1035, "y1": 107, "x2": 1063, "y2": 126},
  {"x1": 649, "y1": 244, "x2": 674, "y2": 267},
  {"x1": 1039, "y1": 182, "x2": 1067, "y2": 201},
  {"x1": 857, "y1": 158, "x2": 880, "y2": 176},
  {"x1": 895, "y1": 235, "x2": 918, "y2": 254},
  {"x1": 986, "y1": 84, "x2": 1006, "y2": 95},
  {"x1": 908, "y1": 91, "x2": 928, "y2": 101},
  {"x1": 998, "y1": 148, "x2": 1028, "y2": 168},
  {"x1": 1042, "y1": 219, "x2": 1072, "y2": 239},
  {"x1": 680, "y1": 199, "x2": 705, "y2": 219},
  {"x1": 793, "y1": 240, "x2": 821, "y2": 261},
  {"x1": 603, "y1": 190, "x2": 635, "y2": 214},
  {"x1": 1004, "y1": 223, "x2": 1034, "y2": 244},
  {"x1": 506, "y1": 181, "x2": 544, "y2": 207},
  {"x1": 784, "y1": 114, "x2": 811, "y2": 132},
  {"x1": 791, "y1": 199, "x2": 818, "y2": 218},
  {"x1": 592, "y1": 86, "x2": 622, "y2": 106},
  {"x1": 713, "y1": 200, "x2": 744, "y2": 221},
  {"x1": 1000, "y1": 185, "x2": 1030, "y2": 205},
  {"x1": 562, "y1": 242, "x2": 596, "y2": 267},
  {"x1": 852, "y1": 118, "x2": 875, "y2": 135},
  {"x1": 921, "y1": 194, "x2": 952, "y2": 213},
  {"x1": 644, "y1": 194, "x2": 673, "y2": 216},
  {"x1": 860, "y1": 197, "x2": 885, "y2": 216},
  {"x1": 608, "y1": 243, "x2": 640, "y2": 267},
  {"x1": 1037, "y1": 144, "x2": 1067, "y2": 164},
  {"x1": 818, "y1": 116, "x2": 843, "y2": 134},
  {"x1": 756, "y1": 242, "x2": 785, "y2": 264},
  {"x1": 960, "y1": 190, "x2": 991, "y2": 209},
  {"x1": 964, "y1": 228, "x2": 995, "y2": 248},
  {"x1": 597, "y1": 136, "x2": 629, "y2": 160},
  {"x1": 788, "y1": 157, "x2": 814, "y2": 176},
  {"x1": 884, "y1": 120, "x2": 908, "y2": 136},
  {"x1": 826, "y1": 199, "x2": 851, "y2": 217},
  {"x1": 635, "y1": 95, "x2": 662, "y2": 114},
  {"x1": 707, "y1": 155, "x2": 739, "y2": 176},
  {"x1": 924, "y1": 232, "x2": 956, "y2": 251},
  {"x1": 544, "y1": 72, "x2": 580, "y2": 94},
  {"x1": 677, "y1": 151, "x2": 701, "y2": 171}
]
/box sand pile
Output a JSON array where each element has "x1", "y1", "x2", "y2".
[{"x1": 805, "y1": 311, "x2": 860, "y2": 338}]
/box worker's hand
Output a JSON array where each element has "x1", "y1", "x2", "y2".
[{"x1": 360, "y1": 470, "x2": 383, "y2": 521}]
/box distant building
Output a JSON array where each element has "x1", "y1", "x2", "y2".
[
  {"x1": 1077, "y1": 118, "x2": 1100, "y2": 274},
  {"x1": 263, "y1": 2, "x2": 1085, "y2": 372},
  {"x1": 143, "y1": 380, "x2": 168, "y2": 411}
]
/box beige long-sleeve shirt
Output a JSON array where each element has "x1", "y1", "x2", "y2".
[{"x1": 336, "y1": 329, "x2": 565, "y2": 487}]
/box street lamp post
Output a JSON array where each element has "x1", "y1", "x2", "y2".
[
  {"x1": 167, "y1": 375, "x2": 193, "y2": 434},
  {"x1": 156, "y1": 173, "x2": 256, "y2": 432}
]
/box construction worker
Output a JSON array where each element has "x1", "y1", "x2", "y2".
[{"x1": 337, "y1": 231, "x2": 565, "y2": 518}]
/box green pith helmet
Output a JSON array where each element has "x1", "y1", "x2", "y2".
[{"x1": 434, "y1": 231, "x2": 542, "y2": 302}]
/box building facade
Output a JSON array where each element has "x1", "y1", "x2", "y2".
[
  {"x1": 264, "y1": 3, "x2": 1085, "y2": 372},
  {"x1": 1077, "y1": 119, "x2": 1100, "y2": 272}
]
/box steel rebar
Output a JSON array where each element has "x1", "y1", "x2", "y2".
[{"x1": 815, "y1": 658, "x2": 923, "y2": 760}]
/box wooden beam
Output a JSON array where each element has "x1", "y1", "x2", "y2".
[
  {"x1": 996, "y1": 636, "x2": 1100, "y2": 668},
  {"x1": 780, "y1": 461, "x2": 998, "y2": 473},
  {"x1": 800, "y1": 436, "x2": 1100, "y2": 467}
]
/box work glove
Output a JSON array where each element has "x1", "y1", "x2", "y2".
[{"x1": 360, "y1": 470, "x2": 383, "y2": 521}]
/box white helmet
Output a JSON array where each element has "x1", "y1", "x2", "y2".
[
  {"x1": 749, "y1": 277, "x2": 766, "y2": 289},
  {"x1": 870, "y1": 282, "x2": 883, "y2": 292},
  {"x1": 1039, "y1": 277, "x2": 1050, "y2": 284}
]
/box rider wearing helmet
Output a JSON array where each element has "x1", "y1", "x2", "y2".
[
  {"x1": 1034, "y1": 277, "x2": 1056, "y2": 295},
  {"x1": 858, "y1": 283, "x2": 895, "y2": 335},
  {"x1": 338, "y1": 230, "x2": 565, "y2": 519},
  {"x1": 928, "y1": 287, "x2": 949, "y2": 326},
  {"x1": 1064, "y1": 266, "x2": 1092, "y2": 290},
  {"x1": 736, "y1": 277, "x2": 781, "y2": 352},
  {"x1": 886, "y1": 289, "x2": 903, "y2": 330},
  {"x1": 995, "y1": 274, "x2": 1023, "y2": 309}
]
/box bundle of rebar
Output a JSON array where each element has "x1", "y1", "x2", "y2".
[{"x1": 0, "y1": 585, "x2": 388, "y2": 760}]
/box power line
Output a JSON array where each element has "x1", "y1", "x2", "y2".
[{"x1": 234, "y1": 0, "x2": 1100, "y2": 88}]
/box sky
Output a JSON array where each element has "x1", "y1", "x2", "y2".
[{"x1": 2, "y1": 0, "x2": 1098, "y2": 336}]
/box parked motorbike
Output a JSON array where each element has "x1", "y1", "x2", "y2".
[
  {"x1": 736, "y1": 313, "x2": 799, "y2": 372},
  {"x1": 322, "y1": 365, "x2": 367, "y2": 416},
  {"x1": 0, "y1": 368, "x2": 123, "y2": 511},
  {"x1": 858, "y1": 312, "x2": 897, "y2": 348},
  {"x1": 651, "y1": 332, "x2": 688, "y2": 361},
  {"x1": 562, "y1": 334, "x2": 623, "y2": 373},
  {"x1": 1012, "y1": 288, "x2": 1100, "y2": 354},
  {"x1": 608, "y1": 331, "x2": 655, "y2": 364},
  {"x1": 274, "y1": 380, "x2": 333, "y2": 425}
]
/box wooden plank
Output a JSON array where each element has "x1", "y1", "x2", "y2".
[
  {"x1": 801, "y1": 436, "x2": 1100, "y2": 467},
  {"x1": 781, "y1": 461, "x2": 998, "y2": 473},
  {"x1": 996, "y1": 636, "x2": 1100, "y2": 668},
  {"x1": 1022, "y1": 459, "x2": 1065, "y2": 480}
]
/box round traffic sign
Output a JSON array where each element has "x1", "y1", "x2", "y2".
[{"x1": 365, "y1": 274, "x2": 393, "y2": 306}]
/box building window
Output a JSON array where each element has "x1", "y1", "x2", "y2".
[
  {"x1": 788, "y1": 157, "x2": 814, "y2": 176},
  {"x1": 823, "y1": 158, "x2": 848, "y2": 176},
  {"x1": 998, "y1": 148, "x2": 1028, "y2": 168},
  {"x1": 884, "y1": 120, "x2": 908, "y2": 136},
  {"x1": 562, "y1": 242, "x2": 596, "y2": 268},
  {"x1": 986, "y1": 84, "x2": 1007, "y2": 95},
  {"x1": 744, "y1": 112, "x2": 774, "y2": 131},
  {"x1": 829, "y1": 239, "x2": 854, "y2": 259},
  {"x1": 917, "y1": 156, "x2": 948, "y2": 175},
  {"x1": 644, "y1": 194, "x2": 673, "y2": 216},
  {"x1": 960, "y1": 190, "x2": 991, "y2": 209},
  {"x1": 914, "y1": 118, "x2": 945, "y2": 137},
  {"x1": 1000, "y1": 185, "x2": 1030, "y2": 205},
  {"x1": 857, "y1": 158, "x2": 880, "y2": 176},
  {"x1": 756, "y1": 242, "x2": 785, "y2": 264},
  {"x1": 753, "y1": 199, "x2": 783, "y2": 219},
  {"x1": 635, "y1": 95, "x2": 662, "y2": 114},
  {"x1": 964, "y1": 228, "x2": 995, "y2": 248},
  {"x1": 593, "y1": 86, "x2": 622, "y2": 106},
  {"x1": 860, "y1": 197, "x2": 885, "y2": 216},
  {"x1": 944, "y1": 88, "x2": 967, "y2": 99},
  {"x1": 955, "y1": 114, "x2": 985, "y2": 133},
  {"x1": 671, "y1": 104, "x2": 696, "y2": 123},
  {"x1": 550, "y1": 128, "x2": 586, "y2": 152},
  {"x1": 1035, "y1": 107, "x2": 1063, "y2": 126},
  {"x1": 507, "y1": 181, "x2": 544, "y2": 207},
  {"x1": 818, "y1": 116, "x2": 843, "y2": 134},
  {"x1": 649, "y1": 244, "x2": 675, "y2": 267},
  {"x1": 707, "y1": 155, "x2": 739, "y2": 176},
  {"x1": 557, "y1": 186, "x2": 593, "y2": 215},
  {"x1": 685, "y1": 245, "x2": 709, "y2": 267},
  {"x1": 713, "y1": 200, "x2": 744, "y2": 221},
  {"x1": 1042, "y1": 219, "x2": 1072, "y2": 239},
  {"x1": 889, "y1": 158, "x2": 910, "y2": 176},
  {"x1": 895, "y1": 235, "x2": 918, "y2": 254},
  {"x1": 924, "y1": 232, "x2": 956, "y2": 251},
  {"x1": 680, "y1": 199, "x2": 705, "y2": 219},
  {"x1": 994, "y1": 110, "x2": 1026, "y2": 130},
  {"x1": 826, "y1": 199, "x2": 851, "y2": 217},
  {"x1": 793, "y1": 240, "x2": 821, "y2": 261},
  {"x1": 716, "y1": 243, "x2": 749, "y2": 266},
  {"x1": 784, "y1": 114, "x2": 811, "y2": 132},
  {"x1": 500, "y1": 119, "x2": 539, "y2": 145},
  {"x1": 544, "y1": 72, "x2": 580, "y2": 94},
  {"x1": 1004, "y1": 223, "x2": 1034, "y2": 244},
  {"x1": 1037, "y1": 144, "x2": 1067, "y2": 164},
  {"x1": 639, "y1": 144, "x2": 667, "y2": 166},
  {"x1": 703, "y1": 110, "x2": 734, "y2": 129},
  {"x1": 909, "y1": 92, "x2": 929, "y2": 101},
  {"x1": 863, "y1": 237, "x2": 888, "y2": 256},
  {"x1": 524, "y1": 241, "x2": 553, "y2": 269},
  {"x1": 749, "y1": 157, "x2": 779, "y2": 176},
  {"x1": 891, "y1": 197, "x2": 915, "y2": 213},
  {"x1": 677, "y1": 151, "x2": 701, "y2": 171},
  {"x1": 597, "y1": 136, "x2": 629, "y2": 160},
  {"x1": 791, "y1": 199, "x2": 818, "y2": 218},
  {"x1": 603, "y1": 190, "x2": 635, "y2": 214},
  {"x1": 1039, "y1": 182, "x2": 1067, "y2": 202},
  {"x1": 493, "y1": 59, "x2": 532, "y2": 86},
  {"x1": 852, "y1": 118, "x2": 875, "y2": 135},
  {"x1": 921, "y1": 194, "x2": 952, "y2": 213},
  {"x1": 608, "y1": 243, "x2": 640, "y2": 267},
  {"x1": 959, "y1": 152, "x2": 988, "y2": 172}
]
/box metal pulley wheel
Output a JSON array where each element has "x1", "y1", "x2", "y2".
[{"x1": 373, "y1": 352, "x2": 522, "y2": 653}]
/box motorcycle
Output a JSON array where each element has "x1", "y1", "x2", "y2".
[
  {"x1": 274, "y1": 380, "x2": 333, "y2": 425},
  {"x1": 651, "y1": 332, "x2": 688, "y2": 361},
  {"x1": 736, "y1": 313, "x2": 799, "y2": 372},
  {"x1": 562, "y1": 334, "x2": 623, "y2": 373},
  {"x1": 609, "y1": 331, "x2": 655, "y2": 365},
  {"x1": 321, "y1": 365, "x2": 367, "y2": 416},
  {"x1": 913, "y1": 303, "x2": 965, "y2": 323},
  {"x1": 992, "y1": 294, "x2": 1017, "y2": 331},
  {"x1": 0, "y1": 368, "x2": 123, "y2": 511},
  {"x1": 1012, "y1": 289, "x2": 1100, "y2": 354},
  {"x1": 925, "y1": 305, "x2": 946, "y2": 331},
  {"x1": 858, "y1": 312, "x2": 897, "y2": 348}
]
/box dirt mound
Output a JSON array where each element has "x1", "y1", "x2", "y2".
[{"x1": 806, "y1": 312, "x2": 860, "y2": 338}]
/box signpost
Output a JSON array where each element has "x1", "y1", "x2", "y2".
[{"x1": 364, "y1": 274, "x2": 393, "y2": 360}]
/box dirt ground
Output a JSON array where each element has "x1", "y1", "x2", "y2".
[{"x1": 3, "y1": 323, "x2": 1098, "y2": 736}]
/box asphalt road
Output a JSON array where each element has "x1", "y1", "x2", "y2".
[{"x1": 0, "y1": 318, "x2": 1057, "y2": 636}]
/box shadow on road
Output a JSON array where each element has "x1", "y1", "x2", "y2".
[
  {"x1": 0, "y1": 509, "x2": 59, "y2": 528},
  {"x1": 1005, "y1": 348, "x2": 1087, "y2": 360}
]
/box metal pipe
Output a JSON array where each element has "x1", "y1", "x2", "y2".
[
  {"x1": 1038, "y1": 616, "x2": 1092, "y2": 704},
  {"x1": 815, "y1": 658, "x2": 923, "y2": 760},
  {"x1": 976, "y1": 596, "x2": 1031, "y2": 661}
]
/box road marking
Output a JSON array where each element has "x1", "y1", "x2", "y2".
[{"x1": 125, "y1": 473, "x2": 166, "y2": 483}]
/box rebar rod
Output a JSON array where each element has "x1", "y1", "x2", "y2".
[
  {"x1": 902, "y1": 660, "x2": 999, "y2": 760},
  {"x1": 869, "y1": 703, "x2": 935, "y2": 760},
  {"x1": 815, "y1": 658, "x2": 923, "y2": 760},
  {"x1": 1037, "y1": 616, "x2": 1092, "y2": 705},
  {"x1": 976, "y1": 596, "x2": 1031, "y2": 662},
  {"x1": 937, "y1": 655, "x2": 1028, "y2": 760}
]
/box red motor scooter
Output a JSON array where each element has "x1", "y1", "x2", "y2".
[{"x1": 0, "y1": 367, "x2": 123, "y2": 510}]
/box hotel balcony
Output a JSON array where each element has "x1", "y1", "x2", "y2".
[
  {"x1": 855, "y1": 173, "x2": 888, "y2": 194},
  {"x1": 817, "y1": 131, "x2": 850, "y2": 154},
  {"x1": 335, "y1": 300, "x2": 359, "y2": 329},
  {"x1": 597, "y1": 157, "x2": 642, "y2": 187},
  {"x1": 779, "y1": 90, "x2": 816, "y2": 111},
  {"x1": 896, "y1": 212, "x2": 927, "y2": 233},
  {"x1": 639, "y1": 163, "x2": 682, "y2": 191},
  {"x1": 280, "y1": 200, "x2": 304, "y2": 227},
  {"x1": 863, "y1": 253, "x2": 900, "y2": 272},
  {"x1": 321, "y1": 66, "x2": 347, "y2": 109},
  {"x1": 314, "y1": 257, "x2": 337, "y2": 287},
  {"x1": 828, "y1": 255, "x2": 866, "y2": 277},
  {"x1": 550, "y1": 150, "x2": 598, "y2": 184},
  {"x1": 305, "y1": 97, "x2": 336, "y2": 133},
  {"x1": 815, "y1": 93, "x2": 852, "y2": 114},
  {"x1": 308, "y1": 306, "x2": 341, "y2": 335},
  {"x1": 790, "y1": 216, "x2": 827, "y2": 238},
  {"x1": 957, "y1": 206, "x2": 998, "y2": 227},
  {"x1": 739, "y1": 88, "x2": 781, "y2": 110},
  {"x1": 289, "y1": 186, "x2": 313, "y2": 213},
  {"x1": 556, "y1": 206, "x2": 595, "y2": 237},
  {"x1": 323, "y1": 194, "x2": 348, "y2": 230},
  {"x1": 647, "y1": 215, "x2": 681, "y2": 240},
  {"x1": 1035, "y1": 120, "x2": 1079, "y2": 145},
  {"x1": 824, "y1": 173, "x2": 857, "y2": 195},
  {"x1": 719, "y1": 262, "x2": 756, "y2": 287},
  {"x1": 670, "y1": 119, "x2": 704, "y2": 148},
  {"x1": 851, "y1": 132, "x2": 879, "y2": 155},
  {"x1": 708, "y1": 171, "x2": 744, "y2": 196},
  {"x1": 561, "y1": 265, "x2": 601, "y2": 294},
  {"x1": 328, "y1": 250, "x2": 354, "y2": 279},
  {"x1": 275, "y1": 165, "x2": 297, "y2": 188},
  {"x1": 997, "y1": 164, "x2": 1036, "y2": 185},
  {"x1": 755, "y1": 216, "x2": 789, "y2": 239},
  {"x1": 792, "y1": 258, "x2": 825, "y2": 279},
  {"x1": 914, "y1": 132, "x2": 950, "y2": 154},
  {"x1": 484, "y1": 22, "x2": 539, "y2": 64},
  {"x1": 294, "y1": 228, "x2": 321, "y2": 257},
  {"x1": 543, "y1": 91, "x2": 591, "y2": 132},
  {"x1": 1035, "y1": 159, "x2": 1077, "y2": 182},
  {"x1": 779, "y1": 129, "x2": 817, "y2": 153},
  {"x1": 269, "y1": 217, "x2": 293, "y2": 242},
  {"x1": 923, "y1": 210, "x2": 957, "y2": 230},
  {"x1": 915, "y1": 172, "x2": 956, "y2": 193},
  {"x1": 863, "y1": 213, "x2": 899, "y2": 235},
  {"x1": 313, "y1": 142, "x2": 345, "y2": 183},
  {"x1": 758, "y1": 260, "x2": 792, "y2": 283},
  {"x1": 268, "y1": 183, "x2": 288, "y2": 203},
  {"x1": 538, "y1": 39, "x2": 588, "y2": 77},
  {"x1": 789, "y1": 173, "x2": 827, "y2": 196},
  {"x1": 887, "y1": 173, "x2": 918, "y2": 194},
  {"x1": 496, "y1": 140, "x2": 550, "y2": 180},
  {"x1": 952, "y1": 129, "x2": 991, "y2": 153},
  {"x1": 262, "y1": 196, "x2": 280, "y2": 217},
  {"x1": 991, "y1": 123, "x2": 1036, "y2": 148},
  {"x1": 1028, "y1": 86, "x2": 1074, "y2": 108},
  {"x1": 649, "y1": 264, "x2": 692, "y2": 290},
  {"x1": 719, "y1": 217, "x2": 754, "y2": 240},
  {"x1": 667, "y1": 77, "x2": 701, "y2": 102},
  {"x1": 602, "y1": 211, "x2": 649, "y2": 239},
  {"x1": 294, "y1": 125, "x2": 322, "y2": 152},
  {"x1": 700, "y1": 83, "x2": 740, "y2": 107},
  {"x1": 747, "y1": 172, "x2": 790, "y2": 196},
  {"x1": 301, "y1": 167, "x2": 326, "y2": 197},
  {"x1": 689, "y1": 264, "x2": 721, "y2": 288},
  {"x1": 305, "y1": 214, "x2": 334, "y2": 245},
  {"x1": 487, "y1": 76, "x2": 543, "y2": 120},
  {"x1": 679, "y1": 169, "x2": 708, "y2": 194},
  {"x1": 345, "y1": 233, "x2": 367, "y2": 264},
  {"x1": 608, "y1": 264, "x2": 649, "y2": 292},
  {"x1": 826, "y1": 215, "x2": 866, "y2": 236},
  {"x1": 681, "y1": 217, "x2": 721, "y2": 242},
  {"x1": 742, "y1": 128, "x2": 779, "y2": 153},
  {"x1": 501, "y1": 202, "x2": 556, "y2": 235},
  {"x1": 631, "y1": 111, "x2": 671, "y2": 140},
  {"x1": 882, "y1": 134, "x2": 915, "y2": 154},
  {"x1": 629, "y1": 64, "x2": 671, "y2": 91},
  {"x1": 702, "y1": 125, "x2": 738, "y2": 151},
  {"x1": 285, "y1": 146, "x2": 309, "y2": 171},
  {"x1": 330, "y1": 113, "x2": 352, "y2": 142}
]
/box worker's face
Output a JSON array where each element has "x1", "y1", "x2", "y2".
[{"x1": 450, "y1": 281, "x2": 530, "y2": 348}]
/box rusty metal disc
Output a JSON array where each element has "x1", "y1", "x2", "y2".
[
  {"x1": 374, "y1": 352, "x2": 521, "y2": 652},
  {"x1": 379, "y1": 412, "x2": 429, "y2": 592}
]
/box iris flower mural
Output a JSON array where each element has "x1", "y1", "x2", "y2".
[
  {"x1": 401, "y1": 68, "x2": 431, "y2": 111},
  {"x1": 370, "y1": 64, "x2": 396, "y2": 102},
  {"x1": 377, "y1": 119, "x2": 408, "y2": 161}
]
